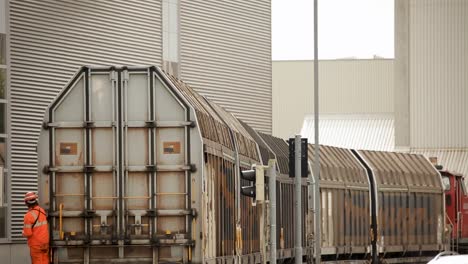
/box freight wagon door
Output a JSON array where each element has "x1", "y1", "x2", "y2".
[{"x1": 47, "y1": 67, "x2": 193, "y2": 263}]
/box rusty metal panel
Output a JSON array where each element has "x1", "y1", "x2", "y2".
[
  {"x1": 39, "y1": 67, "x2": 200, "y2": 263},
  {"x1": 306, "y1": 144, "x2": 371, "y2": 256},
  {"x1": 239, "y1": 120, "x2": 274, "y2": 166},
  {"x1": 357, "y1": 150, "x2": 444, "y2": 254},
  {"x1": 163, "y1": 73, "x2": 259, "y2": 160},
  {"x1": 162, "y1": 73, "x2": 234, "y2": 151},
  {"x1": 218, "y1": 157, "x2": 236, "y2": 256},
  {"x1": 258, "y1": 132, "x2": 290, "y2": 175},
  {"x1": 308, "y1": 145, "x2": 369, "y2": 187}
]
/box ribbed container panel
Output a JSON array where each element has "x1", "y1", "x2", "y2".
[
  {"x1": 409, "y1": 0, "x2": 468, "y2": 149},
  {"x1": 9, "y1": 0, "x2": 161, "y2": 239},
  {"x1": 180, "y1": 0, "x2": 272, "y2": 133},
  {"x1": 412, "y1": 149, "x2": 468, "y2": 187}
]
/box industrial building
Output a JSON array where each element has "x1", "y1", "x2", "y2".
[
  {"x1": 0, "y1": 1, "x2": 271, "y2": 262},
  {"x1": 276, "y1": 0, "x2": 468, "y2": 185},
  {"x1": 273, "y1": 58, "x2": 393, "y2": 140}
]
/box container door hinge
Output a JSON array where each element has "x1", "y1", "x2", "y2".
[
  {"x1": 84, "y1": 166, "x2": 95, "y2": 173},
  {"x1": 82, "y1": 210, "x2": 96, "y2": 218},
  {"x1": 189, "y1": 164, "x2": 197, "y2": 173},
  {"x1": 43, "y1": 166, "x2": 59, "y2": 174},
  {"x1": 83, "y1": 121, "x2": 95, "y2": 128}
]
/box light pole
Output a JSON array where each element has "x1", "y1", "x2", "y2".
[{"x1": 313, "y1": 0, "x2": 321, "y2": 263}]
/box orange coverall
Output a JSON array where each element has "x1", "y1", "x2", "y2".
[{"x1": 22, "y1": 205, "x2": 49, "y2": 264}]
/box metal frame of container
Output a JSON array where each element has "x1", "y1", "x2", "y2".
[
  {"x1": 308, "y1": 145, "x2": 372, "y2": 260},
  {"x1": 355, "y1": 150, "x2": 445, "y2": 258}
]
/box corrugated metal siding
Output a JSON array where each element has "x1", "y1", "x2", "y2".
[
  {"x1": 301, "y1": 114, "x2": 394, "y2": 151},
  {"x1": 180, "y1": 0, "x2": 271, "y2": 133},
  {"x1": 239, "y1": 120, "x2": 274, "y2": 167},
  {"x1": 308, "y1": 144, "x2": 368, "y2": 186},
  {"x1": 273, "y1": 59, "x2": 394, "y2": 139},
  {"x1": 258, "y1": 132, "x2": 289, "y2": 175},
  {"x1": 9, "y1": 0, "x2": 161, "y2": 239},
  {"x1": 412, "y1": 149, "x2": 468, "y2": 187},
  {"x1": 409, "y1": 0, "x2": 468, "y2": 148}
]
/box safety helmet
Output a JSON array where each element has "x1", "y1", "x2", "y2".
[{"x1": 24, "y1": 191, "x2": 38, "y2": 204}]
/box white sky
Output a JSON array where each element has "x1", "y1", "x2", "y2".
[{"x1": 272, "y1": 0, "x2": 394, "y2": 60}]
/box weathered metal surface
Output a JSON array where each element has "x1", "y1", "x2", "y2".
[
  {"x1": 258, "y1": 132, "x2": 290, "y2": 176},
  {"x1": 39, "y1": 67, "x2": 197, "y2": 263},
  {"x1": 38, "y1": 65, "x2": 448, "y2": 264},
  {"x1": 163, "y1": 73, "x2": 259, "y2": 161},
  {"x1": 239, "y1": 120, "x2": 274, "y2": 167},
  {"x1": 308, "y1": 144, "x2": 371, "y2": 256},
  {"x1": 357, "y1": 150, "x2": 444, "y2": 255}
]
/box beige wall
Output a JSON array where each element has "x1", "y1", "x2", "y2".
[
  {"x1": 273, "y1": 59, "x2": 394, "y2": 139},
  {"x1": 180, "y1": 0, "x2": 271, "y2": 133},
  {"x1": 407, "y1": 0, "x2": 468, "y2": 149}
]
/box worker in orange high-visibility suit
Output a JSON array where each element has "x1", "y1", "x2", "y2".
[{"x1": 22, "y1": 192, "x2": 49, "y2": 264}]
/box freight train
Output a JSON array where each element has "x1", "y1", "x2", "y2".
[{"x1": 36, "y1": 66, "x2": 461, "y2": 264}]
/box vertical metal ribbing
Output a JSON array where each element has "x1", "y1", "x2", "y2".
[
  {"x1": 84, "y1": 68, "x2": 92, "y2": 264},
  {"x1": 150, "y1": 70, "x2": 159, "y2": 264},
  {"x1": 294, "y1": 135, "x2": 302, "y2": 264},
  {"x1": 268, "y1": 159, "x2": 277, "y2": 264},
  {"x1": 47, "y1": 68, "x2": 87, "y2": 261},
  {"x1": 148, "y1": 68, "x2": 156, "y2": 246},
  {"x1": 117, "y1": 70, "x2": 124, "y2": 241},
  {"x1": 49, "y1": 122, "x2": 56, "y2": 260},
  {"x1": 110, "y1": 69, "x2": 119, "y2": 242},
  {"x1": 122, "y1": 69, "x2": 129, "y2": 248}
]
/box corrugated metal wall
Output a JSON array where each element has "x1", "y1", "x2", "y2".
[
  {"x1": 273, "y1": 59, "x2": 394, "y2": 138},
  {"x1": 179, "y1": 0, "x2": 272, "y2": 134},
  {"x1": 409, "y1": 0, "x2": 468, "y2": 149},
  {"x1": 9, "y1": 0, "x2": 162, "y2": 239},
  {"x1": 301, "y1": 114, "x2": 394, "y2": 151}
]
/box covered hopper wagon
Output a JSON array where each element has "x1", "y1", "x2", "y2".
[{"x1": 37, "y1": 66, "x2": 446, "y2": 264}]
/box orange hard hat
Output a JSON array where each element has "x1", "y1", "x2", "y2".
[{"x1": 24, "y1": 191, "x2": 38, "y2": 204}]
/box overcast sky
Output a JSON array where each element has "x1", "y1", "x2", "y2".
[{"x1": 272, "y1": 0, "x2": 394, "y2": 60}]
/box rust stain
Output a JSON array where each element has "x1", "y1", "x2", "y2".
[
  {"x1": 60, "y1": 143, "x2": 78, "y2": 155},
  {"x1": 163, "y1": 141, "x2": 181, "y2": 154}
]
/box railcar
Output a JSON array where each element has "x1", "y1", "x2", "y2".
[
  {"x1": 440, "y1": 169, "x2": 468, "y2": 252},
  {"x1": 37, "y1": 66, "x2": 446, "y2": 264}
]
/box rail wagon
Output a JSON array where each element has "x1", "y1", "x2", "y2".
[{"x1": 37, "y1": 66, "x2": 446, "y2": 264}]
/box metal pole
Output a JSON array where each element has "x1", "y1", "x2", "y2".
[
  {"x1": 269, "y1": 159, "x2": 277, "y2": 264},
  {"x1": 295, "y1": 135, "x2": 302, "y2": 264},
  {"x1": 313, "y1": 0, "x2": 321, "y2": 263}
]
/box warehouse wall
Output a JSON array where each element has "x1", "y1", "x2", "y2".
[
  {"x1": 9, "y1": 0, "x2": 162, "y2": 240},
  {"x1": 394, "y1": 0, "x2": 468, "y2": 186},
  {"x1": 407, "y1": 0, "x2": 468, "y2": 149},
  {"x1": 180, "y1": 0, "x2": 272, "y2": 133},
  {"x1": 7, "y1": 0, "x2": 272, "y2": 242},
  {"x1": 273, "y1": 59, "x2": 394, "y2": 139}
]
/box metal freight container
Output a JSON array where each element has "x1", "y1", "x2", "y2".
[
  {"x1": 308, "y1": 145, "x2": 371, "y2": 259},
  {"x1": 354, "y1": 150, "x2": 445, "y2": 257},
  {"x1": 36, "y1": 65, "x2": 447, "y2": 264},
  {"x1": 37, "y1": 66, "x2": 262, "y2": 264}
]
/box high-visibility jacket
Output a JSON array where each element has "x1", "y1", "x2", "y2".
[{"x1": 22, "y1": 205, "x2": 49, "y2": 246}]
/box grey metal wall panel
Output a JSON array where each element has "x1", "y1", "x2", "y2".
[
  {"x1": 409, "y1": 0, "x2": 468, "y2": 149},
  {"x1": 9, "y1": 0, "x2": 161, "y2": 239},
  {"x1": 273, "y1": 59, "x2": 394, "y2": 139},
  {"x1": 301, "y1": 114, "x2": 395, "y2": 151},
  {"x1": 179, "y1": 0, "x2": 272, "y2": 134}
]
